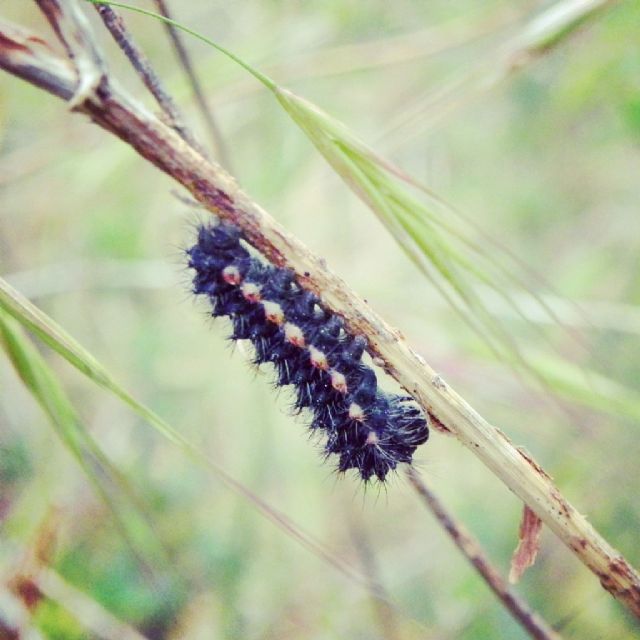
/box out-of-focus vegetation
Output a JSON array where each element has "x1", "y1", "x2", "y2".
[{"x1": 1, "y1": 1, "x2": 639, "y2": 638}]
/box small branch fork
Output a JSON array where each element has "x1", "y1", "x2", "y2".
[
  {"x1": 35, "y1": 0, "x2": 106, "y2": 108},
  {"x1": 93, "y1": 3, "x2": 207, "y2": 157},
  {"x1": 1, "y1": 0, "x2": 639, "y2": 622}
]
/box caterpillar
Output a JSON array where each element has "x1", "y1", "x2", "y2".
[{"x1": 187, "y1": 221, "x2": 429, "y2": 482}]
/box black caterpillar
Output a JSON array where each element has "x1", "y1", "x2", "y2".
[{"x1": 187, "y1": 222, "x2": 429, "y2": 482}]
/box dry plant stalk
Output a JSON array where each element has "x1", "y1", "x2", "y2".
[
  {"x1": 150, "y1": 0, "x2": 230, "y2": 168},
  {"x1": 93, "y1": 3, "x2": 205, "y2": 157},
  {"x1": 407, "y1": 468, "x2": 562, "y2": 640},
  {"x1": 0, "y1": 0, "x2": 638, "y2": 620}
]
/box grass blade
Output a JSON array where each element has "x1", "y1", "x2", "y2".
[
  {"x1": 0, "y1": 275, "x2": 371, "y2": 590},
  {"x1": 0, "y1": 309, "x2": 170, "y2": 579}
]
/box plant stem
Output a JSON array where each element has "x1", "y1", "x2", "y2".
[
  {"x1": 151, "y1": 0, "x2": 231, "y2": 170},
  {"x1": 406, "y1": 467, "x2": 562, "y2": 640},
  {"x1": 93, "y1": 3, "x2": 206, "y2": 157}
]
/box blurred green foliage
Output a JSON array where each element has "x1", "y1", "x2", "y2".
[{"x1": 1, "y1": 1, "x2": 639, "y2": 639}]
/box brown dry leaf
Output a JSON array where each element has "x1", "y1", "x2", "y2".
[{"x1": 509, "y1": 504, "x2": 543, "y2": 584}]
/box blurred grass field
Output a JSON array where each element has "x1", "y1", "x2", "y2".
[{"x1": 1, "y1": 1, "x2": 640, "y2": 638}]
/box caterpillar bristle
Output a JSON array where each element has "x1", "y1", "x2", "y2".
[{"x1": 187, "y1": 221, "x2": 429, "y2": 483}]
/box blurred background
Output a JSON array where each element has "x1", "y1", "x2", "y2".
[{"x1": 1, "y1": 1, "x2": 639, "y2": 638}]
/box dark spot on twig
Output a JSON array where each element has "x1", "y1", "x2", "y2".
[
  {"x1": 429, "y1": 412, "x2": 452, "y2": 435},
  {"x1": 575, "y1": 538, "x2": 588, "y2": 550},
  {"x1": 12, "y1": 576, "x2": 43, "y2": 611},
  {"x1": 596, "y1": 560, "x2": 640, "y2": 603},
  {"x1": 192, "y1": 179, "x2": 236, "y2": 214},
  {"x1": 549, "y1": 487, "x2": 572, "y2": 519},
  {"x1": 517, "y1": 447, "x2": 553, "y2": 481},
  {"x1": 0, "y1": 33, "x2": 30, "y2": 53}
]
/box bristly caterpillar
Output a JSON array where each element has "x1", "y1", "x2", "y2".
[{"x1": 187, "y1": 222, "x2": 429, "y2": 482}]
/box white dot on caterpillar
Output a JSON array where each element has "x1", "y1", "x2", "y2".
[
  {"x1": 366, "y1": 431, "x2": 379, "y2": 445},
  {"x1": 262, "y1": 300, "x2": 284, "y2": 324},
  {"x1": 308, "y1": 345, "x2": 329, "y2": 370},
  {"x1": 241, "y1": 282, "x2": 261, "y2": 303},
  {"x1": 348, "y1": 402, "x2": 365, "y2": 421},
  {"x1": 222, "y1": 265, "x2": 241, "y2": 285},
  {"x1": 330, "y1": 370, "x2": 347, "y2": 393},
  {"x1": 284, "y1": 322, "x2": 305, "y2": 347}
]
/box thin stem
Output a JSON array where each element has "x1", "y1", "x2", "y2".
[
  {"x1": 350, "y1": 521, "x2": 402, "y2": 640},
  {"x1": 406, "y1": 467, "x2": 562, "y2": 640},
  {"x1": 84, "y1": 1, "x2": 277, "y2": 90},
  {"x1": 93, "y1": 3, "x2": 206, "y2": 156},
  {"x1": 151, "y1": 0, "x2": 231, "y2": 169}
]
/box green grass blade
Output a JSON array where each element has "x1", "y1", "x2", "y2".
[
  {"x1": 0, "y1": 276, "x2": 368, "y2": 587},
  {"x1": 525, "y1": 349, "x2": 640, "y2": 423},
  {"x1": 0, "y1": 275, "x2": 178, "y2": 446},
  {"x1": 85, "y1": 0, "x2": 276, "y2": 90},
  {"x1": 0, "y1": 309, "x2": 169, "y2": 577}
]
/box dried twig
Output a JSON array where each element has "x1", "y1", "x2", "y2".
[
  {"x1": 0, "y1": 1, "x2": 639, "y2": 620},
  {"x1": 151, "y1": 0, "x2": 230, "y2": 169},
  {"x1": 93, "y1": 4, "x2": 206, "y2": 156},
  {"x1": 510, "y1": 506, "x2": 544, "y2": 584},
  {"x1": 35, "y1": 0, "x2": 106, "y2": 107},
  {"x1": 407, "y1": 468, "x2": 562, "y2": 640}
]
